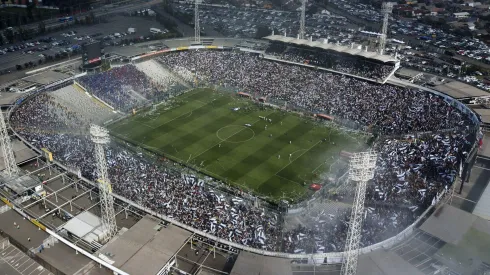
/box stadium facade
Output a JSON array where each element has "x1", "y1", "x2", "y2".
[{"x1": 1, "y1": 37, "x2": 482, "y2": 275}]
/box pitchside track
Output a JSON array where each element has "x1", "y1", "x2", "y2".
[{"x1": 109, "y1": 88, "x2": 365, "y2": 201}]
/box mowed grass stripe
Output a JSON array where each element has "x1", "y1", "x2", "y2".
[
  {"x1": 152, "y1": 97, "x2": 264, "y2": 160},
  {"x1": 117, "y1": 89, "x2": 220, "y2": 140},
  {"x1": 278, "y1": 131, "x2": 358, "y2": 183},
  {"x1": 219, "y1": 115, "x2": 319, "y2": 186},
  {"x1": 144, "y1": 89, "x2": 219, "y2": 128},
  {"x1": 156, "y1": 98, "x2": 254, "y2": 153},
  {"x1": 192, "y1": 111, "x2": 288, "y2": 176},
  {"x1": 110, "y1": 89, "x2": 204, "y2": 133},
  {"x1": 132, "y1": 95, "x2": 233, "y2": 146},
  {"x1": 109, "y1": 88, "x2": 366, "y2": 200}
]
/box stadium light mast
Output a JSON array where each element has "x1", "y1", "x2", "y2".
[
  {"x1": 194, "y1": 0, "x2": 201, "y2": 43},
  {"x1": 299, "y1": 0, "x2": 306, "y2": 40},
  {"x1": 90, "y1": 124, "x2": 118, "y2": 242},
  {"x1": 341, "y1": 151, "x2": 378, "y2": 275},
  {"x1": 378, "y1": 2, "x2": 393, "y2": 55},
  {"x1": 0, "y1": 110, "x2": 19, "y2": 177}
]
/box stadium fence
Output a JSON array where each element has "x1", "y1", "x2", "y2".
[{"x1": 5, "y1": 54, "x2": 480, "y2": 264}]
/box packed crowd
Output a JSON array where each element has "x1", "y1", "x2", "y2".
[
  {"x1": 265, "y1": 44, "x2": 394, "y2": 80},
  {"x1": 284, "y1": 205, "x2": 418, "y2": 253},
  {"x1": 52, "y1": 86, "x2": 115, "y2": 125},
  {"x1": 10, "y1": 50, "x2": 477, "y2": 254},
  {"x1": 134, "y1": 60, "x2": 182, "y2": 91},
  {"x1": 159, "y1": 51, "x2": 471, "y2": 135},
  {"x1": 78, "y1": 63, "x2": 186, "y2": 112}
]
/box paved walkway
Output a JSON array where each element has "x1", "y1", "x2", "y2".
[{"x1": 0, "y1": 239, "x2": 53, "y2": 275}]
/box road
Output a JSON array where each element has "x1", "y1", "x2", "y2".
[
  {"x1": 152, "y1": 6, "x2": 195, "y2": 37},
  {"x1": 9, "y1": 0, "x2": 163, "y2": 33},
  {"x1": 0, "y1": 13, "x2": 169, "y2": 72}
]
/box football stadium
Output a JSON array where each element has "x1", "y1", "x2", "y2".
[
  {"x1": 109, "y1": 87, "x2": 367, "y2": 201},
  {"x1": 1, "y1": 36, "x2": 485, "y2": 275}
]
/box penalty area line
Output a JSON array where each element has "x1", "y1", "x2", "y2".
[
  {"x1": 312, "y1": 159, "x2": 329, "y2": 173},
  {"x1": 274, "y1": 174, "x2": 303, "y2": 186},
  {"x1": 275, "y1": 140, "x2": 321, "y2": 176},
  {"x1": 189, "y1": 111, "x2": 275, "y2": 162},
  {"x1": 148, "y1": 101, "x2": 207, "y2": 129}
]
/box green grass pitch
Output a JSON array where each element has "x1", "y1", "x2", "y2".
[{"x1": 109, "y1": 88, "x2": 366, "y2": 201}]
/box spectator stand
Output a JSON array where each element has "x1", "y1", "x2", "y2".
[
  {"x1": 5, "y1": 51, "x2": 482, "y2": 268},
  {"x1": 263, "y1": 35, "x2": 400, "y2": 83}
]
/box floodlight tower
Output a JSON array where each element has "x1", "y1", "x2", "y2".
[
  {"x1": 194, "y1": 0, "x2": 200, "y2": 43},
  {"x1": 299, "y1": 0, "x2": 306, "y2": 40},
  {"x1": 0, "y1": 111, "x2": 19, "y2": 177},
  {"x1": 90, "y1": 124, "x2": 117, "y2": 242},
  {"x1": 341, "y1": 151, "x2": 378, "y2": 275},
  {"x1": 378, "y1": 2, "x2": 393, "y2": 55}
]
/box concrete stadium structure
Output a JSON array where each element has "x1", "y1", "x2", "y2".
[{"x1": 0, "y1": 37, "x2": 486, "y2": 275}]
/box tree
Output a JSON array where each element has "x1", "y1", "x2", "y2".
[
  {"x1": 435, "y1": 2, "x2": 445, "y2": 8},
  {"x1": 89, "y1": 12, "x2": 95, "y2": 24},
  {"x1": 35, "y1": 9, "x2": 42, "y2": 21},
  {"x1": 255, "y1": 25, "x2": 271, "y2": 39},
  {"x1": 38, "y1": 21, "x2": 46, "y2": 34},
  {"x1": 307, "y1": 5, "x2": 319, "y2": 15},
  {"x1": 144, "y1": 10, "x2": 149, "y2": 16},
  {"x1": 16, "y1": 64, "x2": 22, "y2": 71},
  {"x1": 18, "y1": 27, "x2": 29, "y2": 40},
  {"x1": 5, "y1": 28, "x2": 14, "y2": 44},
  {"x1": 0, "y1": 35, "x2": 4, "y2": 46},
  {"x1": 26, "y1": 3, "x2": 35, "y2": 22}
]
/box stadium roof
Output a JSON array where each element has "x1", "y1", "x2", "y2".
[
  {"x1": 473, "y1": 179, "x2": 490, "y2": 220},
  {"x1": 472, "y1": 108, "x2": 490, "y2": 125},
  {"x1": 419, "y1": 204, "x2": 490, "y2": 266},
  {"x1": 263, "y1": 35, "x2": 398, "y2": 63},
  {"x1": 357, "y1": 250, "x2": 424, "y2": 275},
  {"x1": 23, "y1": 70, "x2": 70, "y2": 85},
  {"x1": 62, "y1": 212, "x2": 105, "y2": 244},
  {"x1": 432, "y1": 81, "x2": 489, "y2": 99},
  {"x1": 99, "y1": 215, "x2": 191, "y2": 275},
  {"x1": 230, "y1": 251, "x2": 292, "y2": 275},
  {"x1": 420, "y1": 204, "x2": 478, "y2": 245},
  {"x1": 0, "y1": 139, "x2": 38, "y2": 171},
  {"x1": 0, "y1": 92, "x2": 24, "y2": 106},
  {"x1": 3, "y1": 173, "x2": 40, "y2": 195},
  {"x1": 106, "y1": 45, "x2": 149, "y2": 58}
]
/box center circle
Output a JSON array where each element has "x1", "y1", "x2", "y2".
[{"x1": 216, "y1": 125, "x2": 255, "y2": 143}]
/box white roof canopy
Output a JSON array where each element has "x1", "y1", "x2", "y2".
[{"x1": 264, "y1": 35, "x2": 398, "y2": 63}]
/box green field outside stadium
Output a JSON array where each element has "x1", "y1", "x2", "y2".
[{"x1": 109, "y1": 88, "x2": 366, "y2": 201}]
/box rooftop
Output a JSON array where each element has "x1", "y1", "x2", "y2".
[
  {"x1": 2, "y1": 172, "x2": 40, "y2": 195},
  {"x1": 99, "y1": 215, "x2": 191, "y2": 275},
  {"x1": 62, "y1": 211, "x2": 105, "y2": 244},
  {"x1": 263, "y1": 35, "x2": 398, "y2": 63},
  {"x1": 0, "y1": 92, "x2": 25, "y2": 106},
  {"x1": 230, "y1": 251, "x2": 293, "y2": 275},
  {"x1": 23, "y1": 70, "x2": 71, "y2": 85},
  {"x1": 472, "y1": 108, "x2": 490, "y2": 125},
  {"x1": 432, "y1": 81, "x2": 489, "y2": 99},
  {"x1": 0, "y1": 138, "x2": 38, "y2": 171}
]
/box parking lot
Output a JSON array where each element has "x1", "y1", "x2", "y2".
[
  {"x1": 0, "y1": 239, "x2": 53, "y2": 275},
  {"x1": 172, "y1": 3, "x2": 357, "y2": 42},
  {"x1": 0, "y1": 14, "x2": 168, "y2": 73}
]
